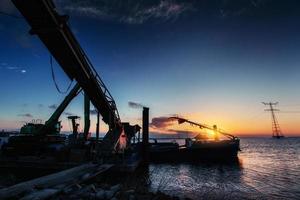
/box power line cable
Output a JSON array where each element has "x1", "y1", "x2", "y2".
[{"x1": 269, "y1": 110, "x2": 300, "y2": 113}]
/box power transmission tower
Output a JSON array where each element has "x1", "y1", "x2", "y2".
[{"x1": 262, "y1": 102, "x2": 284, "y2": 138}]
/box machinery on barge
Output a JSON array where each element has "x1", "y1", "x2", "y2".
[
  {"x1": 150, "y1": 117, "x2": 240, "y2": 161},
  {"x1": 0, "y1": 0, "x2": 144, "y2": 170},
  {"x1": 1, "y1": 0, "x2": 240, "y2": 167}
]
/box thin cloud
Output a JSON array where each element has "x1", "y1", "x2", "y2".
[
  {"x1": 63, "y1": 112, "x2": 74, "y2": 116},
  {"x1": 128, "y1": 101, "x2": 145, "y2": 109},
  {"x1": 0, "y1": 0, "x2": 34, "y2": 49},
  {"x1": 55, "y1": 0, "x2": 276, "y2": 23},
  {"x1": 7, "y1": 66, "x2": 18, "y2": 70},
  {"x1": 18, "y1": 113, "x2": 33, "y2": 118},
  {"x1": 0, "y1": 0, "x2": 17, "y2": 15},
  {"x1": 152, "y1": 129, "x2": 197, "y2": 137},
  {"x1": 49, "y1": 104, "x2": 57, "y2": 110},
  {"x1": 14, "y1": 33, "x2": 33, "y2": 48},
  {"x1": 57, "y1": 0, "x2": 193, "y2": 24},
  {"x1": 150, "y1": 116, "x2": 175, "y2": 129},
  {"x1": 1, "y1": 64, "x2": 27, "y2": 73}
]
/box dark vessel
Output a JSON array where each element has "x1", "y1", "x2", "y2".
[{"x1": 150, "y1": 117, "x2": 240, "y2": 162}]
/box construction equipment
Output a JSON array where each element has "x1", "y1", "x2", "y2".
[
  {"x1": 148, "y1": 117, "x2": 240, "y2": 161},
  {"x1": 169, "y1": 116, "x2": 237, "y2": 140},
  {"x1": 262, "y1": 102, "x2": 284, "y2": 138},
  {"x1": 20, "y1": 83, "x2": 80, "y2": 136},
  {"x1": 2, "y1": 83, "x2": 81, "y2": 156},
  {"x1": 12, "y1": 0, "x2": 137, "y2": 154}
]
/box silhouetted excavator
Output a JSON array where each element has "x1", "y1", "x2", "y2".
[{"x1": 2, "y1": 83, "x2": 81, "y2": 156}]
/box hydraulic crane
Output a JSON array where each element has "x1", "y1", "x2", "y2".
[
  {"x1": 169, "y1": 117, "x2": 237, "y2": 140},
  {"x1": 3, "y1": 83, "x2": 81, "y2": 156},
  {"x1": 19, "y1": 83, "x2": 81, "y2": 136},
  {"x1": 12, "y1": 0, "x2": 132, "y2": 154}
]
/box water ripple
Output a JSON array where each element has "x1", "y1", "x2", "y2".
[{"x1": 148, "y1": 138, "x2": 300, "y2": 199}]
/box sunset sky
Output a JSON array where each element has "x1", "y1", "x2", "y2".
[{"x1": 0, "y1": 0, "x2": 300, "y2": 136}]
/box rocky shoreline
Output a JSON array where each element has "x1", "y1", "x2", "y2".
[{"x1": 55, "y1": 182, "x2": 192, "y2": 200}]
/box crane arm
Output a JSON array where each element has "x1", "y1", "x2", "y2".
[
  {"x1": 169, "y1": 117, "x2": 236, "y2": 139},
  {"x1": 43, "y1": 83, "x2": 81, "y2": 133},
  {"x1": 12, "y1": 0, "x2": 121, "y2": 129},
  {"x1": 12, "y1": 0, "x2": 123, "y2": 150}
]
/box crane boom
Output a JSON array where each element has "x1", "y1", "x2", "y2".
[
  {"x1": 43, "y1": 83, "x2": 81, "y2": 133},
  {"x1": 12, "y1": 0, "x2": 121, "y2": 129},
  {"x1": 12, "y1": 0, "x2": 124, "y2": 151},
  {"x1": 169, "y1": 117, "x2": 236, "y2": 139}
]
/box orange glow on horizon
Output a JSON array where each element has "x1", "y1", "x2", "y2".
[
  {"x1": 1, "y1": 109, "x2": 300, "y2": 137},
  {"x1": 148, "y1": 112, "x2": 300, "y2": 137}
]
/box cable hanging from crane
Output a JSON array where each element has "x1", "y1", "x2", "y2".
[{"x1": 50, "y1": 55, "x2": 73, "y2": 94}]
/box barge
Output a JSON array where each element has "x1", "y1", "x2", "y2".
[{"x1": 149, "y1": 117, "x2": 240, "y2": 162}]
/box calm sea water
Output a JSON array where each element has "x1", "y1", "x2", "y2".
[
  {"x1": 147, "y1": 137, "x2": 300, "y2": 200},
  {"x1": 1, "y1": 137, "x2": 299, "y2": 199}
]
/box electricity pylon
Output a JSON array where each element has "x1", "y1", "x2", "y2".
[{"x1": 262, "y1": 102, "x2": 284, "y2": 138}]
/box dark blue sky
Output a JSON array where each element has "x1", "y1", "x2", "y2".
[{"x1": 1, "y1": 0, "x2": 300, "y2": 135}]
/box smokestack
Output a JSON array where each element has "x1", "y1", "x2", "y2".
[{"x1": 142, "y1": 107, "x2": 149, "y2": 161}]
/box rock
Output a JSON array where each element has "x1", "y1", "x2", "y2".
[
  {"x1": 110, "y1": 184, "x2": 121, "y2": 193},
  {"x1": 115, "y1": 191, "x2": 121, "y2": 198},
  {"x1": 62, "y1": 187, "x2": 73, "y2": 194},
  {"x1": 81, "y1": 173, "x2": 91, "y2": 180},
  {"x1": 124, "y1": 189, "x2": 135, "y2": 196},
  {"x1": 23, "y1": 188, "x2": 35, "y2": 194},
  {"x1": 96, "y1": 189, "x2": 105, "y2": 200},
  {"x1": 104, "y1": 184, "x2": 121, "y2": 199},
  {"x1": 135, "y1": 194, "x2": 152, "y2": 200},
  {"x1": 89, "y1": 184, "x2": 97, "y2": 192},
  {"x1": 129, "y1": 194, "x2": 135, "y2": 200},
  {"x1": 80, "y1": 192, "x2": 92, "y2": 199},
  {"x1": 20, "y1": 189, "x2": 59, "y2": 200},
  {"x1": 111, "y1": 197, "x2": 118, "y2": 200},
  {"x1": 105, "y1": 190, "x2": 115, "y2": 199}
]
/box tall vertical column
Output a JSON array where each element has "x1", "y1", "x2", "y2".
[
  {"x1": 84, "y1": 93, "x2": 90, "y2": 140},
  {"x1": 142, "y1": 107, "x2": 149, "y2": 161},
  {"x1": 96, "y1": 111, "x2": 100, "y2": 141}
]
